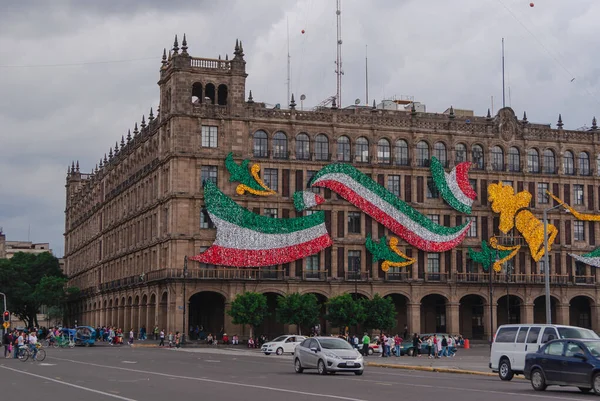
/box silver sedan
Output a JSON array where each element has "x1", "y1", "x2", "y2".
[{"x1": 294, "y1": 336, "x2": 364, "y2": 375}]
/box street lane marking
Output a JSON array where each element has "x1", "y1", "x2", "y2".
[
  {"x1": 51, "y1": 357, "x2": 367, "y2": 401},
  {"x1": 0, "y1": 365, "x2": 138, "y2": 401},
  {"x1": 205, "y1": 360, "x2": 221, "y2": 363},
  {"x1": 122, "y1": 361, "x2": 137, "y2": 364}
]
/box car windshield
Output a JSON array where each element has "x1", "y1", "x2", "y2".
[
  {"x1": 584, "y1": 341, "x2": 600, "y2": 357},
  {"x1": 558, "y1": 327, "x2": 599, "y2": 339},
  {"x1": 271, "y1": 336, "x2": 288, "y2": 343},
  {"x1": 319, "y1": 338, "x2": 353, "y2": 350}
]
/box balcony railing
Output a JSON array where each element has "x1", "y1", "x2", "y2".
[
  {"x1": 302, "y1": 270, "x2": 327, "y2": 280},
  {"x1": 455, "y1": 272, "x2": 575, "y2": 285},
  {"x1": 419, "y1": 272, "x2": 449, "y2": 282},
  {"x1": 384, "y1": 271, "x2": 411, "y2": 281},
  {"x1": 574, "y1": 275, "x2": 596, "y2": 285},
  {"x1": 345, "y1": 271, "x2": 370, "y2": 281}
]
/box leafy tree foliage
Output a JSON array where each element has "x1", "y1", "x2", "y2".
[
  {"x1": 362, "y1": 294, "x2": 397, "y2": 333},
  {"x1": 276, "y1": 293, "x2": 320, "y2": 334},
  {"x1": 227, "y1": 291, "x2": 268, "y2": 338},
  {"x1": 0, "y1": 252, "x2": 77, "y2": 328},
  {"x1": 325, "y1": 293, "x2": 366, "y2": 331}
]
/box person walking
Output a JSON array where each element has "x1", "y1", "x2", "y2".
[
  {"x1": 412, "y1": 333, "x2": 421, "y2": 357},
  {"x1": 3, "y1": 331, "x2": 12, "y2": 358},
  {"x1": 361, "y1": 332, "x2": 370, "y2": 357},
  {"x1": 159, "y1": 329, "x2": 165, "y2": 347},
  {"x1": 426, "y1": 336, "x2": 434, "y2": 358},
  {"x1": 441, "y1": 336, "x2": 448, "y2": 357},
  {"x1": 394, "y1": 334, "x2": 401, "y2": 357}
]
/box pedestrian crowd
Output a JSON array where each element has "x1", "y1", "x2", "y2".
[{"x1": 2, "y1": 327, "x2": 42, "y2": 360}]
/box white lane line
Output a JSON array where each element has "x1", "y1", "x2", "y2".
[
  {"x1": 0, "y1": 365, "x2": 138, "y2": 401},
  {"x1": 51, "y1": 357, "x2": 367, "y2": 401},
  {"x1": 349, "y1": 377, "x2": 580, "y2": 401}
]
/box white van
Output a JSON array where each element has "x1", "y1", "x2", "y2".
[{"x1": 490, "y1": 324, "x2": 599, "y2": 380}]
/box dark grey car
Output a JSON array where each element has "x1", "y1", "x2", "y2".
[{"x1": 294, "y1": 337, "x2": 364, "y2": 375}]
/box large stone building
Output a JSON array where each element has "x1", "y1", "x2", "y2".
[{"x1": 64, "y1": 36, "x2": 600, "y2": 340}]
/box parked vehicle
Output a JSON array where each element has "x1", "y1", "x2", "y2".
[
  {"x1": 368, "y1": 341, "x2": 382, "y2": 355},
  {"x1": 261, "y1": 335, "x2": 306, "y2": 355},
  {"x1": 74, "y1": 326, "x2": 96, "y2": 347},
  {"x1": 524, "y1": 338, "x2": 600, "y2": 394},
  {"x1": 294, "y1": 336, "x2": 364, "y2": 375},
  {"x1": 490, "y1": 324, "x2": 599, "y2": 381}
]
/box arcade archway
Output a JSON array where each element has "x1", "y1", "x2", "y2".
[
  {"x1": 459, "y1": 294, "x2": 485, "y2": 340},
  {"x1": 386, "y1": 293, "x2": 409, "y2": 337},
  {"x1": 497, "y1": 295, "x2": 522, "y2": 326},
  {"x1": 570, "y1": 296, "x2": 593, "y2": 329},
  {"x1": 420, "y1": 294, "x2": 447, "y2": 333},
  {"x1": 533, "y1": 296, "x2": 558, "y2": 324},
  {"x1": 188, "y1": 291, "x2": 225, "y2": 340}
]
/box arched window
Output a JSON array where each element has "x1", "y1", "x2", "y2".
[
  {"x1": 355, "y1": 137, "x2": 369, "y2": 163},
  {"x1": 579, "y1": 152, "x2": 591, "y2": 176},
  {"x1": 296, "y1": 133, "x2": 310, "y2": 160},
  {"x1": 455, "y1": 143, "x2": 467, "y2": 163},
  {"x1": 315, "y1": 134, "x2": 329, "y2": 161},
  {"x1": 434, "y1": 142, "x2": 447, "y2": 167},
  {"x1": 563, "y1": 151, "x2": 574, "y2": 175},
  {"x1": 273, "y1": 132, "x2": 288, "y2": 159},
  {"x1": 204, "y1": 83, "x2": 215, "y2": 104},
  {"x1": 508, "y1": 147, "x2": 520, "y2": 172},
  {"x1": 527, "y1": 149, "x2": 540, "y2": 173},
  {"x1": 377, "y1": 139, "x2": 391, "y2": 164},
  {"x1": 337, "y1": 136, "x2": 350, "y2": 162},
  {"x1": 253, "y1": 130, "x2": 268, "y2": 158},
  {"x1": 192, "y1": 82, "x2": 202, "y2": 103},
  {"x1": 543, "y1": 149, "x2": 556, "y2": 174},
  {"x1": 491, "y1": 146, "x2": 504, "y2": 171},
  {"x1": 394, "y1": 139, "x2": 409, "y2": 166},
  {"x1": 416, "y1": 141, "x2": 430, "y2": 167},
  {"x1": 217, "y1": 84, "x2": 228, "y2": 105},
  {"x1": 471, "y1": 144, "x2": 484, "y2": 170}
]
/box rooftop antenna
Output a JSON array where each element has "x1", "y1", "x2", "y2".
[
  {"x1": 365, "y1": 44, "x2": 369, "y2": 106},
  {"x1": 287, "y1": 17, "x2": 291, "y2": 106},
  {"x1": 502, "y1": 38, "x2": 506, "y2": 108},
  {"x1": 335, "y1": 0, "x2": 343, "y2": 107}
]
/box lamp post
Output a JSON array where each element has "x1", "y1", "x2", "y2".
[
  {"x1": 543, "y1": 204, "x2": 563, "y2": 324},
  {"x1": 183, "y1": 256, "x2": 188, "y2": 344},
  {"x1": 488, "y1": 246, "x2": 498, "y2": 348},
  {"x1": 0, "y1": 292, "x2": 7, "y2": 338}
]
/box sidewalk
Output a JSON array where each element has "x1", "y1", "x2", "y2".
[{"x1": 366, "y1": 345, "x2": 495, "y2": 376}]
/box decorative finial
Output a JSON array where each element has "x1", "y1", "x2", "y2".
[
  {"x1": 234, "y1": 39, "x2": 240, "y2": 55},
  {"x1": 522, "y1": 111, "x2": 528, "y2": 124},
  {"x1": 168, "y1": 50, "x2": 172, "y2": 61},
  {"x1": 411, "y1": 102, "x2": 416, "y2": 116},
  {"x1": 76, "y1": 160, "x2": 79, "y2": 172},
  {"x1": 247, "y1": 90, "x2": 254, "y2": 103},
  {"x1": 239, "y1": 41, "x2": 244, "y2": 57},
  {"x1": 161, "y1": 48, "x2": 167, "y2": 67},
  {"x1": 133, "y1": 122, "x2": 139, "y2": 136},
  {"x1": 127, "y1": 129, "x2": 132, "y2": 142},
  {"x1": 108, "y1": 148, "x2": 113, "y2": 160},
  {"x1": 141, "y1": 115, "x2": 146, "y2": 129},
  {"x1": 331, "y1": 96, "x2": 337, "y2": 109},
  {"x1": 218, "y1": 54, "x2": 221, "y2": 60},
  {"x1": 225, "y1": 54, "x2": 228, "y2": 61},
  {"x1": 557, "y1": 114, "x2": 564, "y2": 129},
  {"x1": 99, "y1": 158, "x2": 103, "y2": 168},
  {"x1": 71, "y1": 161, "x2": 75, "y2": 173},
  {"x1": 148, "y1": 107, "x2": 154, "y2": 122},
  {"x1": 448, "y1": 106, "x2": 455, "y2": 119},
  {"x1": 103, "y1": 154, "x2": 107, "y2": 164},
  {"x1": 372, "y1": 99, "x2": 376, "y2": 109},
  {"x1": 94, "y1": 164, "x2": 98, "y2": 174},
  {"x1": 486, "y1": 108, "x2": 492, "y2": 120},
  {"x1": 181, "y1": 33, "x2": 188, "y2": 54},
  {"x1": 114, "y1": 141, "x2": 119, "y2": 153},
  {"x1": 173, "y1": 34, "x2": 179, "y2": 54},
  {"x1": 121, "y1": 135, "x2": 125, "y2": 147},
  {"x1": 289, "y1": 93, "x2": 296, "y2": 110},
  {"x1": 592, "y1": 116, "x2": 597, "y2": 131}
]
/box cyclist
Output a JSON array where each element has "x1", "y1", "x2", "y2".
[{"x1": 28, "y1": 329, "x2": 39, "y2": 360}]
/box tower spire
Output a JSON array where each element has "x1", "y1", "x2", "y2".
[
  {"x1": 172, "y1": 34, "x2": 179, "y2": 54},
  {"x1": 181, "y1": 33, "x2": 188, "y2": 55}
]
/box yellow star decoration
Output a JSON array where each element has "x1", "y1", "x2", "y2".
[
  {"x1": 235, "y1": 163, "x2": 277, "y2": 196},
  {"x1": 381, "y1": 237, "x2": 416, "y2": 272},
  {"x1": 488, "y1": 237, "x2": 520, "y2": 273},
  {"x1": 488, "y1": 182, "x2": 557, "y2": 262}
]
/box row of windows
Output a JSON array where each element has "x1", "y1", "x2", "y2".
[{"x1": 243, "y1": 129, "x2": 600, "y2": 175}]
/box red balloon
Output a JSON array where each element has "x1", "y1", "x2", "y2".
[
  {"x1": 530, "y1": 2, "x2": 534, "y2": 7},
  {"x1": 301, "y1": 29, "x2": 305, "y2": 34}
]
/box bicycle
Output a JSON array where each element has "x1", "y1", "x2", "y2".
[
  {"x1": 54, "y1": 336, "x2": 75, "y2": 348},
  {"x1": 18, "y1": 344, "x2": 46, "y2": 362}
]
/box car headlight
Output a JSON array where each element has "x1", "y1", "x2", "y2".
[{"x1": 324, "y1": 352, "x2": 341, "y2": 359}]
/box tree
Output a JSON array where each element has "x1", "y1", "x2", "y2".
[
  {"x1": 325, "y1": 293, "x2": 366, "y2": 333},
  {"x1": 0, "y1": 252, "x2": 75, "y2": 328},
  {"x1": 362, "y1": 294, "x2": 397, "y2": 334},
  {"x1": 227, "y1": 291, "x2": 268, "y2": 338},
  {"x1": 276, "y1": 293, "x2": 320, "y2": 335}
]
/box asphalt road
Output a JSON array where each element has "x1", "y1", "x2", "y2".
[{"x1": 0, "y1": 345, "x2": 593, "y2": 401}]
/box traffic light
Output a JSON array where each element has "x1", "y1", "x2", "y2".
[{"x1": 2, "y1": 311, "x2": 9, "y2": 322}]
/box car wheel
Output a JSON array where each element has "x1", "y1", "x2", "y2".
[
  {"x1": 530, "y1": 369, "x2": 546, "y2": 391},
  {"x1": 354, "y1": 371, "x2": 364, "y2": 376},
  {"x1": 498, "y1": 358, "x2": 514, "y2": 381},
  {"x1": 276, "y1": 347, "x2": 284, "y2": 356},
  {"x1": 317, "y1": 359, "x2": 327, "y2": 375},
  {"x1": 264, "y1": 352, "x2": 271, "y2": 355},
  {"x1": 593, "y1": 372, "x2": 600, "y2": 395},
  {"x1": 294, "y1": 358, "x2": 304, "y2": 374},
  {"x1": 368, "y1": 348, "x2": 373, "y2": 355},
  {"x1": 407, "y1": 348, "x2": 414, "y2": 357},
  {"x1": 578, "y1": 387, "x2": 591, "y2": 394}
]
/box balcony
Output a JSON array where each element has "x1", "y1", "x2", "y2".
[
  {"x1": 312, "y1": 152, "x2": 332, "y2": 162},
  {"x1": 345, "y1": 271, "x2": 370, "y2": 281},
  {"x1": 302, "y1": 269, "x2": 327, "y2": 280},
  {"x1": 419, "y1": 272, "x2": 449, "y2": 282},
  {"x1": 574, "y1": 275, "x2": 596, "y2": 285},
  {"x1": 384, "y1": 271, "x2": 411, "y2": 281}
]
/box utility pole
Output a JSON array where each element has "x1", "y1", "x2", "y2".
[{"x1": 183, "y1": 256, "x2": 188, "y2": 344}]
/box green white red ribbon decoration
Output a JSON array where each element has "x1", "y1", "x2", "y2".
[
  {"x1": 190, "y1": 181, "x2": 332, "y2": 267},
  {"x1": 294, "y1": 191, "x2": 325, "y2": 211},
  {"x1": 430, "y1": 156, "x2": 476, "y2": 214},
  {"x1": 570, "y1": 248, "x2": 600, "y2": 268},
  {"x1": 310, "y1": 163, "x2": 471, "y2": 252}
]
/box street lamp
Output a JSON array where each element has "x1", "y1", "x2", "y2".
[
  {"x1": 543, "y1": 204, "x2": 564, "y2": 324},
  {"x1": 183, "y1": 255, "x2": 188, "y2": 344}
]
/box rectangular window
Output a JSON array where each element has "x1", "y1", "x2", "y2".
[
  {"x1": 469, "y1": 179, "x2": 477, "y2": 200},
  {"x1": 200, "y1": 207, "x2": 215, "y2": 229},
  {"x1": 574, "y1": 221, "x2": 585, "y2": 241},
  {"x1": 348, "y1": 212, "x2": 361, "y2": 234},
  {"x1": 537, "y1": 183, "x2": 549, "y2": 204},
  {"x1": 201, "y1": 125, "x2": 218, "y2": 148},
  {"x1": 201, "y1": 166, "x2": 218, "y2": 185},
  {"x1": 426, "y1": 177, "x2": 439, "y2": 198},
  {"x1": 347, "y1": 250, "x2": 361, "y2": 276},
  {"x1": 495, "y1": 327, "x2": 519, "y2": 343},
  {"x1": 427, "y1": 253, "x2": 440, "y2": 280},
  {"x1": 306, "y1": 170, "x2": 320, "y2": 194},
  {"x1": 263, "y1": 168, "x2": 278, "y2": 192},
  {"x1": 387, "y1": 175, "x2": 400, "y2": 197},
  {"x1": 305, "y1": 254, "x2": 319, "y2": 276},
  {"x1": 466, "y1": 216, "x2": 477, "y2": 237},
  {"x1": 502, "y1": 180, "x2": 513, "y2": 188},
  {"x1": 427, "y1": 214, "x2": 440, "y2": 225},
  {"x1": 264, "y1": 208, "x2": 278, "y2": 219},
  {"x1": 574, "y1": 184, "x2": 584, "y2": 205}
]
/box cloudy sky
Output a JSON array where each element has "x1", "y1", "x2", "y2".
[{"x1": 0, "y1": 0, "x2": 599, "y2": 256}]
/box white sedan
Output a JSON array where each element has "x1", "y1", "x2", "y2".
[{"x1": 261, "y1": 335, "x2": 306, "y2": 355}]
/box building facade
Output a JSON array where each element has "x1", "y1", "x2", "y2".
[{"x1": 64, "y1": 37, "x2": 600, "y2": 340}]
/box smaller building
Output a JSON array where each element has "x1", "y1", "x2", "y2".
[{"x1": 4, "y1": 241, "x2": 52, "y2": 259}]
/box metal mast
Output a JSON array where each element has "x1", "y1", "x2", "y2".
[
  {"x1": 287, "y1": 17, "x2": 291, "y2": 106},
  {"x1": 335, "y1": 0, "x2": 343, "y2": 107},
  {"x1": 365, "y1": 44, "x2": 369, "y2": 106}
]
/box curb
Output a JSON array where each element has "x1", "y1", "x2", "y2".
[{"x1": 366, "y1": 362, "x2": 497, "y2": 377}]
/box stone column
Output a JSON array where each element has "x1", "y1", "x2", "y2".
[
  {"x1": 408, "y1": 303, "x2": 421, "y2": 335},
  {"x1": 591, "y1": 305, "x2": 600, "y2": 333},
  {"x1": 556, "y1": 304, "x2": 569, "y2": 326},
  {"x1": 483, "y1": 302, "x2": 497, "y2": 341},
  {"x1": 522, "y1": 303, "x2": 534, "y2": 324},
  {"x1": 446, "y1": 303, "x2": 460, "y2": 335}
]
